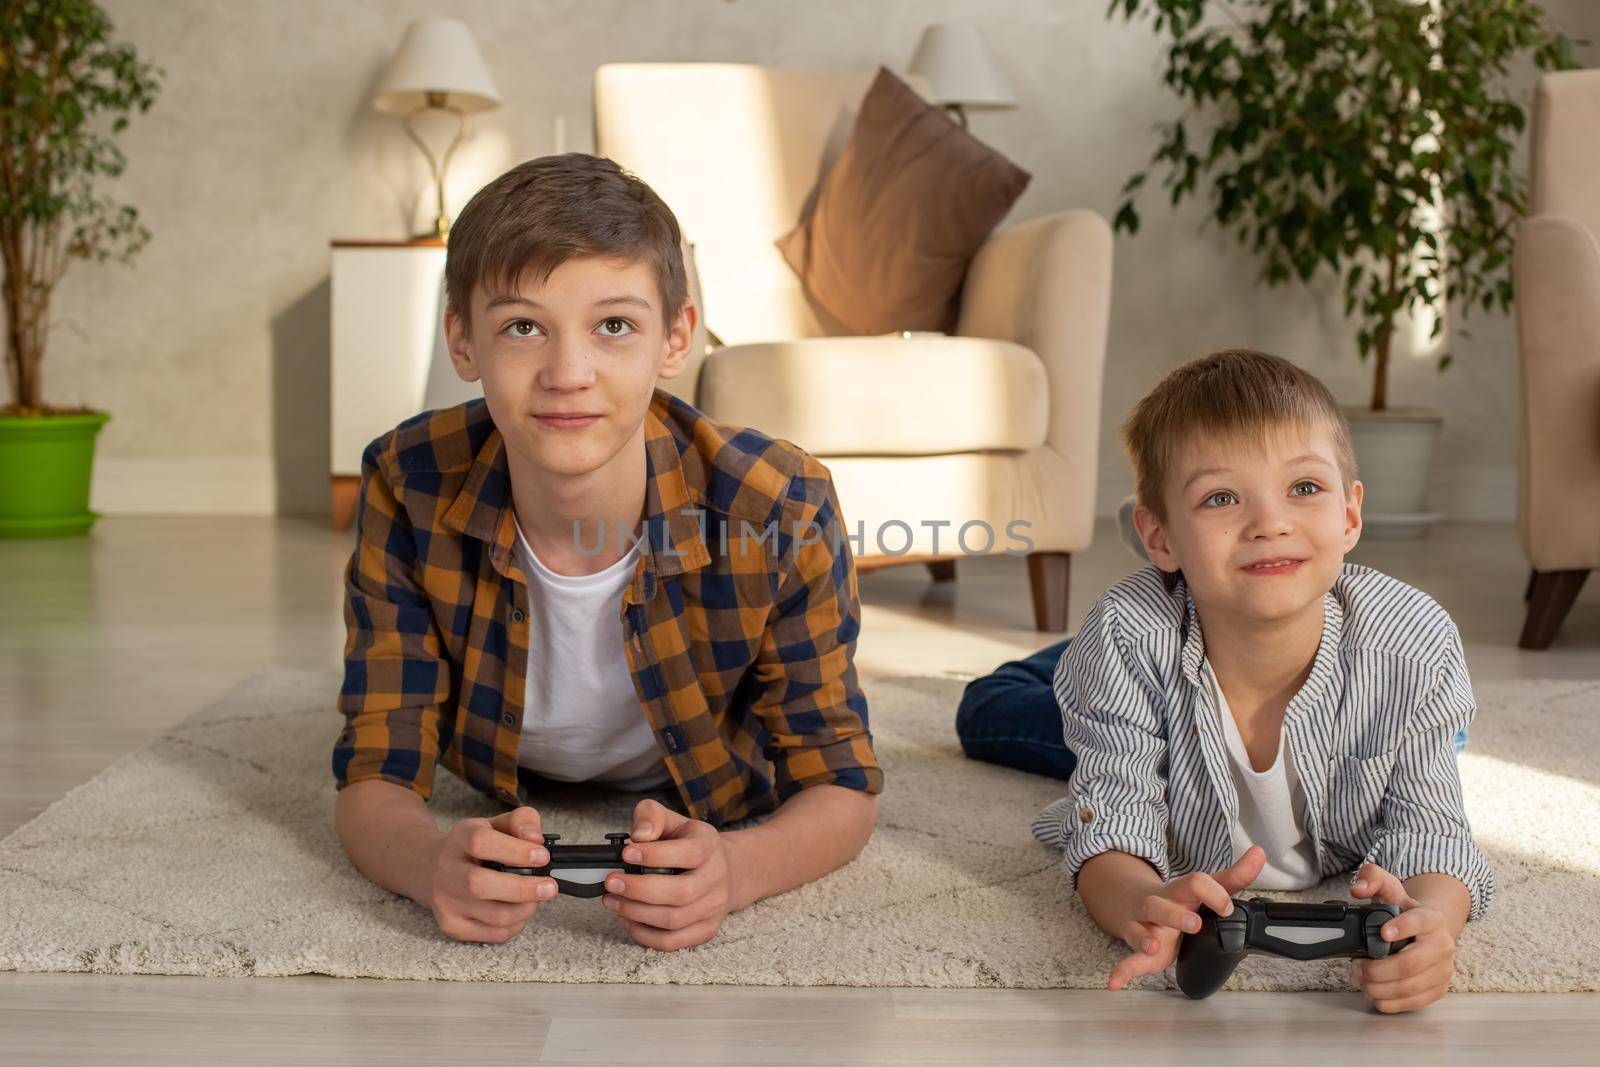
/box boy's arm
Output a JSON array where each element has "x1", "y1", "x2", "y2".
[
  {"x1": 722, "y1": 784, "x2": 876, "y2": 910},
  {"x1": 735, "y1": 457, "x2": 881, "y2": 883},
  {"x1": 334, "y1": 778, "x2": 445, "y2": 906},
  {"x1": 1403, "y1": 872, "x2": 1470, "y2": 936},
  {"x1": 332, "y1": 439, "x2": 452, "y2": 802},
  {"x1": 743, "y1": 456, "x2": 882, "y2": 803},
  {"x1": 1357, "y1": 621, "x2": 1493, "y2": 920},
  {"x1": 1077, "y1": 849, "x2": 1166, "y2": 941},
  {"x1": 1036, "y1": 593, "x2": 1173, "y2": 888},
  {"x1": 332, "y1": 440, "x2": 455, "y2": 905}
]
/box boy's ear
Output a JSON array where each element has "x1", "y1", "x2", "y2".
[
  {"x1": 657, "y1": 300, "x2": 697, "y2": 381},
  {"x1": 444, "y1": 307, "x2": 481, "y2": 383},
  {"x1": 1343, "y1": 479, "x2": 1364, "y2": 553},
  {"x1": 1132, "y1": 502, "x2": 1181, "y2": 574}
]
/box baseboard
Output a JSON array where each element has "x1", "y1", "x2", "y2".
[{"x1": 90, "y1": 457, "x2": 278, "y2": 515}]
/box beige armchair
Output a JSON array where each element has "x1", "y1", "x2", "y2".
[
  {"x1": 1514, "y1": 69, "x2": 1600, "y2": 649},
  {"x1": 593, "y1": 63, "x2": 1113, "y2": 630}
]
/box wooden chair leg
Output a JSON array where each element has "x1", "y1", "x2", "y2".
[
  {"x1": 1519, "y1": 569, "x2": 1590, "y2": 649},
  {"x1": 1524, "y1": 569, "x2": 1536, "y2": 602},
  {"x1": 926, "y1": 560, "x2": 957, "y2": 583},
  {"x1": 1027, "y1": 552, "x2": 1071, "y2": 633}
]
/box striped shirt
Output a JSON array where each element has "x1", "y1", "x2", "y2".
[
  {"x1": 333, "y1": 389, "x2": 882, "y2": 826},
  {"x1": 1033, "y1": 563, "x2": 1493, "y2": 920}
]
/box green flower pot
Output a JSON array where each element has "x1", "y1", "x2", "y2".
[{"x1": 0, "y1": 410, "x2": 111, "y2": 539}]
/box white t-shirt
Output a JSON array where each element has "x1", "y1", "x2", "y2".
[
  {"x1": 1203, "y1": 659, "x2": 1321, "y2": 890},
  {"x1": 512, "y1": 518, "x2": 671, "y2": 792}
]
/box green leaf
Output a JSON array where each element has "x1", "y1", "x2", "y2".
[
  {"x1": 1114, "y1": 201, "x2": 1142, "y2": 234},
  {"x1": 1105, "y1": 0, "x2": 1557, "y2": 382}
]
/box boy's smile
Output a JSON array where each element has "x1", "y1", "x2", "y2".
[{"x1": 1134, "y1": 420, "x2": 1364, "y2": 629}]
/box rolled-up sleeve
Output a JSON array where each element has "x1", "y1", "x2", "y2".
[
  {"x1": 1032, "y1": 596, "x2": 1172, "y2": 885},
  {"x1": 331, "y1": 440, "x2": 451, "y2": 800},
  {"x1": 749, "y1": 457, "x2": 881, "y2": 802},
  {"x1": 1359, "y1": 623, "x2": 1494, "y2": 919}
]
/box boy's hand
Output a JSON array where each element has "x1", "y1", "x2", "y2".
[
  {"x1": 1107, "y1": 845, "x2": 1267, "y2": 990},
  {"x1": 603, "y1": 798, "x2": 734, "y2": 951},
  {"x1": 427, "y1": 805, "x2": 558, "y2": 944},
  {"x1": 1349, "y1": 862, "x2": 1455, "y2": 1013}
]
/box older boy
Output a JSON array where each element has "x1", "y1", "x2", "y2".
[
  {"x1": 332, "y1": 154, "x2": 880, "y2": 951},
  {"x1": 958, "y1": 349, "x2": 1490, "y2": 1012}
]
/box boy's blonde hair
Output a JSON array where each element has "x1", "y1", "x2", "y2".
[{"x1": 1122, "y1": 349, "x2": 1358, "y2": 524}]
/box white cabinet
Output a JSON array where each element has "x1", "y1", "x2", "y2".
[{"x1": 329, "y1": 239, "x2": 481, "y2": 527}]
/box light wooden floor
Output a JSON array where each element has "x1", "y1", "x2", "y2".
[{"x1": 2, "y1": 516, "x2": 1597, "y2": 1064}]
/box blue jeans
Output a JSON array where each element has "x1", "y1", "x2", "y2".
[
  {"x1": 954, "y1": 638, "x2": 1468, "y2": 779},
  {"x1": 955, "y1": 640, "x2": 1079, "y2": 780}
]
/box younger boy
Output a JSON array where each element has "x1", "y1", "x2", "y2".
[
  {"x1": 962, "y1": 349, "x2": 1490, "y2": 1012},
  {"x1": 332, "y1": 154, "x2": 881, "y2": 951}
]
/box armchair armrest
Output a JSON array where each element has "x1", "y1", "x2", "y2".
[
  {"x1": 697, "y1": 335, "x2": 1048, "y2": 455},
  {"x1": 958, "y1": 209, "x2": 1114, "y2": 521},
  {"x1": 1514, "y1": 213, "x2": 1600, "y2": 571}
]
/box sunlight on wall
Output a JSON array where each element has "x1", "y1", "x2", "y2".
[{"x1": 1406, "y1": 0, "x2": 1448, "y2": 365}]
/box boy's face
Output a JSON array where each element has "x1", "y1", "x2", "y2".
[
  {"x1": 443, "y1": 254, "x2": 695, "y2": 480},
  {"x1": 1132, "y1": 420, "x2": 1364, "y2": 626}
]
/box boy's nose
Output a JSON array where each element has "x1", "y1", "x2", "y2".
[
  {"x1": 537, "y1": 342, "x2": 597, "y2": 391},
  {"x1": 1244, "y1": 504, "x2": 1294, "y2": 538}
]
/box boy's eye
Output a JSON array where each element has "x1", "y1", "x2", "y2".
[
  {"x1": 599, "y1": 317, "x2": 634, "y2": 337},
  {"x1": 1291, "y1": 481, "x2": 1321, "y2": 497},
  {"x1": 1202, "y1": 491, "x2": 1237, "y2": 508},
  {"x1": 504, "y1": 319, "x2": 541, "y2": 338}
]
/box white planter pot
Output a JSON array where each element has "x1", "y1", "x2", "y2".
[{"x1": 1343, "y1": 406, "x2": 1444, "y2": 539}]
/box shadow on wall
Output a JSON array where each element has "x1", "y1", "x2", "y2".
[{"x1": 270, "y1": 277, "x2": 332, "y2": 518}]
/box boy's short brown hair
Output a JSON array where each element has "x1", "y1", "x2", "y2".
[
  {"x1": 1123, "y1": 349, "x2": 1358, "y2": 523},
  {"x1": 444, "y1": 153, "x2": 688, "y2": 331}
]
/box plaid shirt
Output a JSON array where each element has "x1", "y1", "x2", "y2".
[{"x1": 333, "y1": 389, "x2": 882, "y2": 826}]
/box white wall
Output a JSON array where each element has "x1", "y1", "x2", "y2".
[{"x1": 37, "y1": 0, "x2": 1600, "y2": 518}]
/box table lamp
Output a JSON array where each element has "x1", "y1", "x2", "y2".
[
  {"x1": 372, "y1": 17, "x2": 502, "y2": 240},
  {"x1": 908, "y1": 23, "x2": 1017, "y2": 129}
]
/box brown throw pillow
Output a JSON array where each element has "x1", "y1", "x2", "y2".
[{"x1": 776, "y1": 66, "x2": 1031, "y2": 335}]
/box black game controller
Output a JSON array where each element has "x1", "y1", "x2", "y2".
[
  {"x1": 1176, "y1": 897, "x2": 1415, "y2": 999},
  {"x1": 481, "y1": 833, "x2": 683, "y2": 898}
]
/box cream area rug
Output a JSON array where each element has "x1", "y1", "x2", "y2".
[{"x1": 1, "y1": 666, "x2": 1597, "y2": 990}]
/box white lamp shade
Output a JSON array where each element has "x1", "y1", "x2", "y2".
[
  {"x1": 373, "y1": 17, "x2": 502, "y2": 114},
  {"x1": 908, "y1": 23, "x2": 1017, "y2": 109}
]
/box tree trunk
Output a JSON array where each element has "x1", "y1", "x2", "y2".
[
  {"x1": 1371, "y1": 317, "x2": 1391, "y2": 412},
  {"x1": 1370, "y1": 245, "x2": 1401, "y2": 413},
  {"x1": 1, "y1": 221, "x2": 46, "y2": 412}
]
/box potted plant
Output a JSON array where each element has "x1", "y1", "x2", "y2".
[
  {"x1": 1110, "y1": 0, "x2": 1576, "y2": 536},
  {"x1": 1, "y1": 0, "x2": 161, "y2": 538}
]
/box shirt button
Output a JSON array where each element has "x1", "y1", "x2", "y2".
[
  {"x1": 501, "y1": 712, "x2": 515, "y2": 727},
  {"x1": 1079, "y1": 807, "x2": 1094, "y2": 823},
  {"x1": 511, "y1": 609, "x2": 525, "y2": 623}
]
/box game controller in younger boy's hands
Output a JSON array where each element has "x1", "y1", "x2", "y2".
[
  {"x1": 1176, "y1": 897, "x2": 1415, "y2": 999},
  {"x1": 482, "y1": 833, "x2": 683, "y2": 898}
]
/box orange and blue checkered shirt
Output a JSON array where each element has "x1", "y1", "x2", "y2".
[{"x1": 333, "y1": 389, "x2": 882, "y2": 825}]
